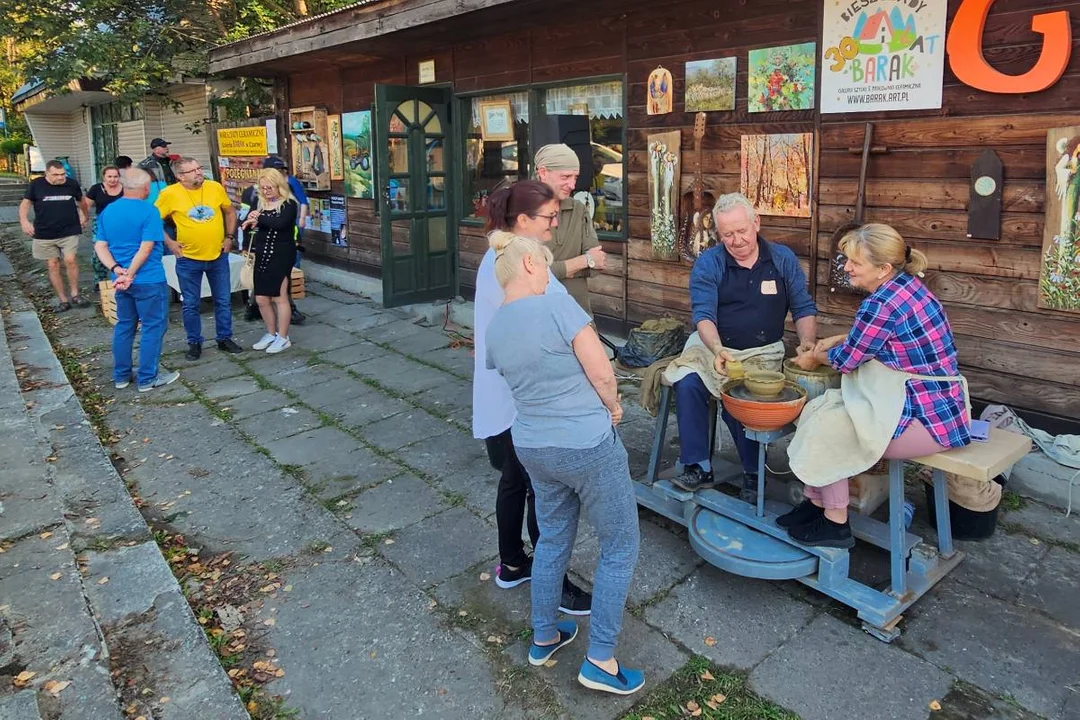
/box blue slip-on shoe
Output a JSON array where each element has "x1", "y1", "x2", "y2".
[
  {"x1": 528, "y1": 621, "x2": 578, "y2": 666},
  {"x1": 577, "y1": 658, "x2": 645, "y2": 695}
]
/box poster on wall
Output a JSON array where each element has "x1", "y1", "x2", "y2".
[
  {"x1": 740, "y1": 133, "x2": 813, "y2": 218},
  {"x1": 342, "y1": 110, "x2": 374, "y2": 199},
  {"x1": 329, "y1": 195, "x2": 348, "y2": 247},
  {"x1": 309, "y1": 198, "x2": 333, "y2": 236},
  {"x1": 1041, "y1": 126, "x2": 1080, "y2": 313},
  {"x1": 748, "y1": 43, "x2": 816, "y2": 112},
  {"x1": 820, "y1": 0, "x2": 947, "y2": 114},
  {"x1": 328, "y1": 114, "x2": 344, "y2": 181},
  {"x1": 218, "y1": 156, "x2": 262, "y2": 205},
  {"x1": 685, "y1": 57, "x2": 737, "y2": 112},
  {"x1": 216, "y1": 127, "x2": 268, "y2": 157}
]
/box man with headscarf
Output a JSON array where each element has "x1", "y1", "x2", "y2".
[{"x1": 533, "y1": 144, "x2": 606, "y2": 316}]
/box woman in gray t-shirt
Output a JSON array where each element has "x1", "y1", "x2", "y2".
[{"x1": 485, "y1": 230, "x2": 644, "y2": 696}]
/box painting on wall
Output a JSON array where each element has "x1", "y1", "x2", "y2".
[
  {"x1": 740, "y1": 133, "x2": 813, "y2": 218},
  {"x1": 647, "y1": 66, "x2": 673, "y2": 115},
  {"x1": 1041, "y1": 126, "x2": 1080, "y2": 312},
  {"x1": 328, "y1": 114, "x2": 344, "y2": 180},
  {"x1": 748, "y1": 42, "x2": 817, "y2": 112},
  {"x1": 685, "y1": 57, "x2": 737, "y2": 112},
  {"x1": 341, "y1": 110, "x2": 373, "y2": 199},
  {"x1": 478, "y1": 99, "x2": 514, "y2": 142},
  {"x1": 647, "y1": 130, "x2": 682, "y2": 260}
]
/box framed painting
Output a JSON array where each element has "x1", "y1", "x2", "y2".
[
  {"x1": 1041, "y1": 125, "x2": 1080, "y2": 312},
  {"x1": 341, "y1": 110, "x2": 373, "y2": 199},
  {"x1": 748, "y1": 42, "x2": 817, "y2": 112},
  {"x1": 478, "y1": 99, "x2": 514, "y2": 142},
  {"x1": 328, "y1": 114, "x2": 344, "y2": 180},
  {"x1": 740, "y1": 133, "x2": 813, "y2": 218}
]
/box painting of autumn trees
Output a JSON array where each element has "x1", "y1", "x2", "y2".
[{"x1": 740, "y1": 133, "x2": 813, "y2": 218}]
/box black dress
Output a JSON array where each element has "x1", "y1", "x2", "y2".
[{"x1": 251, "y1": 199, "x2": 299, "y2": 297}]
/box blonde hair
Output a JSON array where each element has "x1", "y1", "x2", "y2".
[
  {"x1": 839, "y1": 223, "x2": 928, "y2": 277},
  {"x1": 489, "y1": 230, "x2": 553, "y2": 288},
  {"x1": 256, "y1": 168, "x2": 296, "y2": 210}
]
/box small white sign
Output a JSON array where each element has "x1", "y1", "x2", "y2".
[
  {"x1": 418, "y1": 60, "x2": 436, "y2": 84},
  {"x1": 265, "y1": 119, "x2": 279, "y2": 154}
]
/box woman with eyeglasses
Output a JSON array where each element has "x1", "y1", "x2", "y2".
[{"x1": 472, "y1": 180, "x2": 592, "y2": 617}]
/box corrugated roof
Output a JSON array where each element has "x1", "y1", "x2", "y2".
[
  {"x1": 212, "y1": 0, "x2": 387, "y2": 50},
  {"x1": 11, "y1": 80, "x2": 45, "y2": 105}
]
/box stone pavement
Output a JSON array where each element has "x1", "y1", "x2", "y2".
[{"x1": 1, "y1": 227, "x2": 1078, "y2": 719}]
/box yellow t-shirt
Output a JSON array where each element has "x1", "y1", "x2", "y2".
[{"x1": 156, "y1": 180, "x2": 232, "y2": 261}]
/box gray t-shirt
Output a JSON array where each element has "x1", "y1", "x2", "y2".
[{"x1": 486, "y1": 293, "x2": 612, "y2": 450}]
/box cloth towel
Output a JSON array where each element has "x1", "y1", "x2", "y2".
[
  {"x1": 638, "y1": 355, "x2": 680, "y2": 417},
  {"x1": 660, "y1": 332, "x2": 785, "y2": 400}
]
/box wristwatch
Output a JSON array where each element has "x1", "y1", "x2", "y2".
[
  {"x1": 110, "y1": 264, "x2": 119, "y2": 273},
  {"x1": 586, "y1": 252, "x2": 596, "y2": 269}
]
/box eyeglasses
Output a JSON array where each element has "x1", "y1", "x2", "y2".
[
  {"x1": 179, "y1": 167, "x2": 203, "y2": 175},
  {"x1": 530, "y1": 212, "x2": 558, "y2": 224}
]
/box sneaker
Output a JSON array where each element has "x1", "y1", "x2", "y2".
[
  {"x1": 559, "y1": 577, "x2": 592, "y2": 616},
  {"x1": 217, "y1": 338, "x2": 244, "y2": 354},
  {"x1": 775, "y1": 499, "x2": 824, "y2": 529},
  {"x1": 528, "y1": 621, "x2": 578, "y2": 666},
  {"x1": 787, "y1": 514, "x2": 855, "y2": 549},
  {"x1": 670, "y1": 464, "x2": 714, "y2": 492},
  {"x1": 71, "y1": 295, "x2": 91, "y2": 308},
  {"x1": 265, "y1": 335, "x2": 291, "y2": 354},
  {"x1": 185, "y1": 343, "x2": 202, "y2": 361},
  {"x1": 253, "y1": 332, "x2": 277, "y2": 350},
  {"x1": 740, "y1": 472, "x2": 759, "y2": 505},
  {"x1": 495, "y1": 556, "x2": 533, "y2": 589},
  {"x1": 290, "y1": 308, "x2": 306, "y2": 326},
  {"x1": 114, "y1": 376, "x2": 132, "y2": 390},
  {"x1": 577, "y1": 659, "x2": 645, "y2": 696},
  {"x1": 138, "y1": 370, "x2": 181, "y2": 393}
]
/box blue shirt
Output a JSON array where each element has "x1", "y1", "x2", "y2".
[
  {"x1": 287, "y1": 176, "x2": 309, "y2": 226},
  {"x1": 689, "y1": 237, "x2": 816, "y2": 350},
  {"x1": 95, "y1": 198, "x2": 166, "y2": 285},
  {"x1": 485, "y1": 293, "x2": 611, "y2": 450}
]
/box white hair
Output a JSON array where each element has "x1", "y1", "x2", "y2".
[
  {"x1": 121, "y1": 168, "x2": 151, "y2": 191},
  {"x1": 712, "y1": 193, "x2": 757, "y2": 224}
]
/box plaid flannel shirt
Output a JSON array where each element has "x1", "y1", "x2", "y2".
[{"x1": 828, "y1": 272, "x2": 970, "y2": 448}]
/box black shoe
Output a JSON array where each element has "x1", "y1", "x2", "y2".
[
  {"x1": 290, "y1": 308, "x2": 306, "y2": 325},
  {"x1": 217, "y1": 338, "x2": 243, "y2": 354},
  {"x1": 559, "y1": 577, "x2": 592, "y2": 616},
  {"x1": 787, "y1": 514, "x2": 855, "y2": 549},
  {"x1": 244, "y1": 304, "x2": 260, "y2": 321},
  {"x1": 776, "y1": 499, "x2": 824, "y2": 529},
  {"x1": 739, "y1": 473, "x2": 759, "y2": 505},
  {"x1": 670, "y1": 464, "x2": 714, "y2": 492},
  {"x1": 495, "y1": 556, "x2": 533, "y2": 589},
  {"x1": 185, "y1": 343, "x2": 202, "y2": 360}
]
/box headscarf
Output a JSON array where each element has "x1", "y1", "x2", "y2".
[{"x1": 534, "y1": 144, "x2": 580, "y2": 172}]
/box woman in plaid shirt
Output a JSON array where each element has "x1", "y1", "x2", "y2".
[{"x1": 783, "y1": 224, "x2": 970, "y2": 547}]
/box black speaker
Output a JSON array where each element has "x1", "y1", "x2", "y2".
[{"x1": 533, "y1": 114, "x2": 593, "y2": 193}]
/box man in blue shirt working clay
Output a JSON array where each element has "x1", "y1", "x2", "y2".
[
  {"x1": 94, "y1": 168, "x2": 179, "y2": 392},
  {"x1": 670, "y1": 193, "x2": 818, "y2": 501}
]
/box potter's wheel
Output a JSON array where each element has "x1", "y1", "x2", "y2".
[{"x1": 726, "y1": 383, "x2": 804, "y2": 403}]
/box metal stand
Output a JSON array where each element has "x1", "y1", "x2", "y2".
[{"x1": 636, "y1": 382, "x2": 964, "y2": 642}]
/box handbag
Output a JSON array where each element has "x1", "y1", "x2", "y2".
[{"x1": 240, "y1": 251, "x2": 255, "y2": 290}]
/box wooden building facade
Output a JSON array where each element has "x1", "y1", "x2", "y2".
[{"x1": 209, "y1": 0, "x2": 1080, "y2": 431}]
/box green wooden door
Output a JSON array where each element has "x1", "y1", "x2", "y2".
[{"x1": 375, "y1": 84, "x2": 456, "y2": 308}]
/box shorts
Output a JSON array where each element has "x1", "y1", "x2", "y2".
[{"x1": 32, "y1": 235, "x2": 79, "y2": 260}]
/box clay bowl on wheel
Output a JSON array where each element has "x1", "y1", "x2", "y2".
[
  {"x1": 720, "y1": 379, "x2": 807, "y2": 432},
  {"x1": 742, "y1": 371, "x2": 786, "y2": 399}
]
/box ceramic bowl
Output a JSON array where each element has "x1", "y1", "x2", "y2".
[
  {"x1": 720, "y1": 379, "x2": 807, "y2": 431},
  {"x1": 743, "y1": 371, "x2": 786, "y2": 398}
]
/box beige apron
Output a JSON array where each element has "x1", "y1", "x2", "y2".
[
  {"x1": 662, "y1": 332, "x2": 786, "y2": 399},
  {"x1": 788, "y1": 359, "x2": 969, "y2": 488}
]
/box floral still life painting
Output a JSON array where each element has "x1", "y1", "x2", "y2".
[
  {"x1": 685, "y1": 57, "x2": 737, "y2": 112},
  {"x1": 1041, "y1": 126, "x2": 1080, "y2": 312},
  {"x1": 740, "y1": 133, "x2": 813, "y2": 218},
  {"x1": 648, "y1": 131, "x2": 681, "y2": 259},
  {"x1": 748, "y1": 42, "x2": 817, "y2": 112}
]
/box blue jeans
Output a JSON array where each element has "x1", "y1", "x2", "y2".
[
  {"x1": 675, "y1": 373, "x2": 758, "y2": 474},
  {"x1": 516, "y1": 430, "x2": 640, "y2": 662},
  {"x1": 175, "y1": 254, "x2": 232, "y2": 345},
  {"x1": 113, "y1": 282, "x2": 169, "y2": 386}
]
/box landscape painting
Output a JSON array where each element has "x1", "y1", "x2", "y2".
[
  {"x1": 1041, "y1": 125, "x2": 1080, "y2": 312},
  {"x1": 342, "y1": 110, "x2": 373, "y2": 199},
  {"x1": 747, "y1": 42, "x2": 816, "y2": 112},
  {"x1": 740, "y1": 133, "x2": 813, "y2": 217},
  {"x1": 685, "y1": 57, "x2": 737, "y2": 112}
]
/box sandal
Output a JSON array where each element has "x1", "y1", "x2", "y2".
[
  {"x1": 56, "y1": 301, "x2": 72, "y2": 312},
  {"x1": 71, "y1": 295, "x2": 91, "y2": 308}
]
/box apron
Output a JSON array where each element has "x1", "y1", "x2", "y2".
[
  {"x1": 788, "y1": 359, "x2": 969, "y2": 488},
  {"x1": 662, "y1": 332, "x2": 786, "y2": 399}
]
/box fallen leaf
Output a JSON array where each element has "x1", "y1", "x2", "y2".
[
  {"x1": 686, "y1": 700, "x2": 702, "y2": 717},
  {"x1": 458, "y1": 610, "x2": 468, "y2": 617},
  {"x1": 383, "y1": 538, "x2": 394, "y2": 545},
  {"x1": 705, "y1": 693, "x2": 726, "y2": 709},
  {"x1": 159, "y1": 696, "x2": 170, "y2": 704},
  {"x1": 930, "y1": 700, "x2": 942, "y2": 711},
  {"x1": 97, "y1": 576, "x2": 110, "y2": 585},
  {"x1": 49, "y1": 572, "x2": 62, "y2": 581},
  {"x1": 283, "y1": 585, "x2": 292, "y2": 592},
  {"x1": 263, "y1": 618, "x2": 276, "y2": 626},
  {"x1": 266, "y1": 649, "x2": 276, "y2": 658},
  {"x1": 485, "y1": 635, "x2": 502, "y2": 644},
  {"x1": 55, "y1": 543, "x2": 69, "y2": 550},
  {"x1": 14, "y1": 670, "x2": 36, "y2": 687},
  {"x1": 39, "y1": 531, "x2": 53, "y2": 540},
  {"x1": 479, "y1": 572, "x2": 491, "y2": 582},
  {"x1": 543, "y1": 659, "x2": 557, "y2": 668},
  {"x1": 274, "y1": 669, "x2": 285, "y2": 678},
  {"x1": 323, "y1": 545, "x2": 333, "y2": 553},
  {"x1": 704, "y1": 636, "x2": 717, "y2": 647},
  {"x1": 700, "y1": 669, "x2": 714, "y2": 681},
  {"x1": 1029, "y1": 538, "x2": 1041, "y2": 545},
  {"x1": 369, "y1": 650, "x2": 377, "y2": 659}
]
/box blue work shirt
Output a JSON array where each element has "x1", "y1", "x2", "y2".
[
  {"x1": 95, "y1": 198, "x2": 166, "y2": 285},
  {"x1": 689, "y1": 237, "x2": 816, "y2": 350}
]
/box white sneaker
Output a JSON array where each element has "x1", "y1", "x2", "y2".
[
  {"x1": 266, "y1": 335, "x2": 291, "y2": 354},
  {"x1": 253, "y1": 333, "x2": 277, "y2": 350}
]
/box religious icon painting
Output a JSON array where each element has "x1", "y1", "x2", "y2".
[
  {"x1": 747, "y1": 42, "x2": 817, "y2": 112},
  {"x1": 647, "y1": 66, "x2": 673, "y2": 115}
]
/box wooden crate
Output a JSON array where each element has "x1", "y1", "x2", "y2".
[
  {"x1": 848, "y1": 471, "x2": 889, "y2": 516},
  {"x1": 290, "y1": 268, "x2": 305, "y2": 300},
  {"x1": 98, "y1": 281, "x2": 117, "y2": 326}
]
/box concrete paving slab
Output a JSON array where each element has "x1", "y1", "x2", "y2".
[
  {"x1": 290, "y1": 321, "x2": 366, "y2": 352},
  {"x1": 358, "y1": 318, "x2": 427, "y2": 344},
  {"x1": 434, "y1": 458, "x2": 500, "y2": 516},
  {"x1": 238, "y1": 404, "x2": 324, "y2": 443},
  {"x1": 752, "y1": 613, "x2": 953, "y2": 720},
  {"x1": 1018, "y1": 546, "x2": 1080, "y2": 631},
  {"x1": 415, "y1": 344, "x2": 474, "y2": 379},
  {"x1": 411, "y1": 380, "x2": 473, "y2": 419},
  {"x1": 350, "y1": 352, "x2": 455, "y2": 395},
  {"x1": 403, "y1": 430, "x2": 490, "y2": 481},
  {"x1": 291, "y1": 374, "x2": 372, "y2": 409},
  {"x1": 1001, "y1": 501, "x2": 1080, "y2": 548},
  {"x1": 359, "y1": 409, "x2": 457, "y2": 452},
  {"x1": 252, "y1": 557, "x2": 507, "y2": 719},
  {"x1": 322, "y1": 391, "x2": 411, "y2": 429},
  {"x1": 216, "y1": 388, "x2": 293, "y2": 420},
  {"x1": 505, "y1": 612, "x2": 690, "y2": 720},
  {"x1": 318, "y1": 303, "x2": 398, "y2": 332},
  {"x1": 290, "y1": 293, "x2": 346, "y2": 317},
  {"x1": 48, "y1": 449, "x2": 149, "y2": 542},
  {"x1": 950, "y1": 529, "x2": 1049, "y2": 603},
  {"x1": 646, "y1": 565, "x2": 818, "y2": 670},
  {"x1": 318, "y1": 339, "x2": 390, "y2": 367},
  {"x1": 173, "y1": 357, "x2": 246, "y2": 385},
  {"x1": 344, "y1": 474, "x2": 451, "y2": 534},
  {"x1": 901, "y1": 581, "x2": 1079, "y2": 718},
  {"x1": 262, "y1": 361, "x2": 353, "y2": 392},
  {"x1": 381, "y1": 506, "x2": 495, "y2": 587},
  {"x1": 199, "y1": 375, "x2": 262, "y2": 400},
  {"x1": 384, "y1": 327, "x2": 455, "y2": 357},
  {"x1": 0, "y1": 691, "x2": 41, "y2": 720},
  {"x1": 83, "y1": 542, "x2": 181, "y2": 625},
  {"x1": 304, "y1": 284, "x2": 368, "y2": 305},
  {"x1": 263, "y1": 426, "x2": 401, "y2": 498},
  {"x1": 570, "y1": 517, "x2": 701, "y2": 606},
  {"x1": 432, "y1": 567, "x2": 532, "y2": 634},
  {"x1": 240, "y1": 350, "x2": 310, "y2": 380},
  {"x1": 35, "y1": 662, "x2": 125, "y2": 720}
]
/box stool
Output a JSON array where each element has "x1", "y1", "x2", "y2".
[{"x1": 645, "y1": 375, "x2": 723, "y2": 485}]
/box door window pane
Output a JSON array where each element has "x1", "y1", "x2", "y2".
[
  {"x1": 464, "y1": 92, "x2": 529, "y2": 219},
  {"x1": 388, "y1": 177, "x2": 409, "y2": 212},
  {"x1": 426, "y1": 138, "x2": 444, "y2": 173},
  {"x1": 388, "y1": 136, "x2": 409, "y2": 175},
  {"x1": 427, "y1": 175, "x2": 447, "y2": 210},
  {"x1": 428, "y1": 216, "x2": 447, "y2": 252}
]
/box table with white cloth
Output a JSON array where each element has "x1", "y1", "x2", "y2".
[{"x1": 162, "y1": 253, "x2": 247, "y2": 300}]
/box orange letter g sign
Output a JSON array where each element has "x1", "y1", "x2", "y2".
[{"x1": 947, "y1": 0, "x2": 1071, "y2": 94}]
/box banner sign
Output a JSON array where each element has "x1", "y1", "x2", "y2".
[{"x1": 216, "y1": 127, "x2": 269, "y2": 157}]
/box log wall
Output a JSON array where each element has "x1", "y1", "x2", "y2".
[{"x1": 282, "y1": 0, "x2": 1080, "y2": 423}]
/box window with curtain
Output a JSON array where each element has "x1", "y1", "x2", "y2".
[{"x1": 463, "y1": 91, "x2": 530, "y2": 218}]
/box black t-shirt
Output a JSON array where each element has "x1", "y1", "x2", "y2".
[
  {"x1": 86, "y1": 183, "x2": 123, "y2": 214},
  {"x1": 715, "y1": 239, "x2": 790, "y2": 350},
  {"x1": 159, "y1": 156, "x2": 177, "y2": 185},
  {"x1": 24, "y1": 178, "x2": 83, "y2": 239}
]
